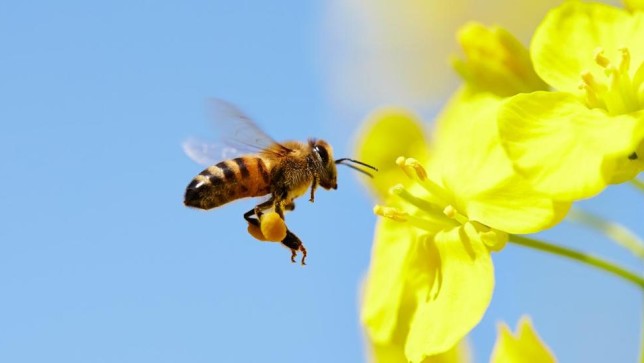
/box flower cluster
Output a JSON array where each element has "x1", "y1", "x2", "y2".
[{"x1": 356, "y1": 1, "x2": 644, "y2": 362}]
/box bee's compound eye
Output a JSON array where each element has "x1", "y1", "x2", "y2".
[{"x1": 314, "y1": 145, "x2": 329, "y2": 164}]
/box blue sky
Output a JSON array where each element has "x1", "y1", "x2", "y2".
[{"x1": 1, "y1": 1, "x2": 641, "y2": 362}]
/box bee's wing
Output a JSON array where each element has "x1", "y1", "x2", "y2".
[
  {"x1": 182, "y1": 137, "x2": 242, "y2": 166},
  {"x1": 182, "y1": 99, "x2": 291, "y2": 166}
]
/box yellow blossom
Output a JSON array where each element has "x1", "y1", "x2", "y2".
[
  {"x1": 498, "y1": 1, "x2": 644, "y2": 200},
  {"x1": 359, "y1": 89, "x2": 569, "y2": 362},
  {"x1": 490, "y1": 316, "x2": 557, "y2": 363}
]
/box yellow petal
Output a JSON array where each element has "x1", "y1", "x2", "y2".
[
  {"x1": 356, "y1": 108, "x2": 430, "y2": 199},
  {"x1": 531, "y1": 1, "x2": 644, "y2": 91},
  {"x1": 625, "y1": 0, "x2": 644, "y2": 12},
  {"x1": 404, "y1": 225, "x2": 494, "y2": 362},
  {"x1": 368, "y1": 338, "x2": 472, "y2": 363},
  {"x1": 499, "y1": 91, "x2": 644, "y2": 200},
  {"x1": 453, "y1": 22, "x2": 547, "y2": 96},
  {"x1": 490, "y1": 316, "x2": 557, "y2": 363},
  {"x1": 362, "y1": 218, "x2": 419, "y2": 343},
  {"x1": 430, "y1": 89, "x2": 571, "y2": 233}
]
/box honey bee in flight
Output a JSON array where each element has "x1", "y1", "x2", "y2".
[{"x1": 183, "y1": 100, "x2": 377, "y2": 265}]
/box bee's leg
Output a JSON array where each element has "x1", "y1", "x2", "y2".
[
  {"x1": 243, "y1": 208, "x2": 260, "y2": 227},
  {"x1": 253, "y1": 197, "x2": 275, "y2": 219},
  {"x1": 309, "y1": 177, "x2": 318, "y2": 203},
  {"x1": 284, "y1": 201, "x2": 295, "y2": 211},
  {"x1": 282, "y1": 229, "x2": 307, "y2": 265},
  {"x1": 275, "y1": 199, "x2": 290, "y2": 220},
  {"x1": 244, "y1": 196, "x2": 277, "y2": 228}
]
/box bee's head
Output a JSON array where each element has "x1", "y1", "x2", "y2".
[{"x1": 311, "y1": 139, "x2": 338, "y2": 190}]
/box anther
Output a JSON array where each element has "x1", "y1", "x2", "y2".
[
  {"x1": 618, "y1": 47, "x2": 631, "y2": 73},
  {"x1": 443, "y1": 205, "x2": 468, "y2": 224},
  {"x1": 374, "y1": 205, "x2": 408, "y2": 222},
  {"x1": 581, "y1": 71, "x2": 599, "y2": 90},
  {"x1": 594, "y1": 48, "x2": 610, "y2": 68},
  {"x1": 404, "y1": 158, "x2": 428, "y2": 181},
  {"x1": 396, "y1": 156, "x2": 428, "y2": 181}
]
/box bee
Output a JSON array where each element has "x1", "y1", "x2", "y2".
[{"x1": 183, "y1": 100, "x2": 377, "y2": 265}]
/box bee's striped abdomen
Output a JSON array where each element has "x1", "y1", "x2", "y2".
[{"x1": 184, "y1": 157, "x2": 271, "y2": 210}]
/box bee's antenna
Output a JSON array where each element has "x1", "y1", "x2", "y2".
[{"x1": 335, "y1": 158, "x2": 378, "y2": 178}]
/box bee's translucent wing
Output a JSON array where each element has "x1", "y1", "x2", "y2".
[
  {"x1": 182, "y1": 137, "x2": 241, "y2": 166},
  {"x1": 183, "y1": 99, "x2": 292, "y2": 166},
  {"x1": 208, "y1": 99, "x2": 292, "y2": 156}
]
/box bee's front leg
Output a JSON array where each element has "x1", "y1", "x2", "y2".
[
  {"x1": 309, "y1": 177, "x2": 318, "y2": 203},
  {"x1": 281, "y1": 229, "x2": 307, "y2": 265},
  {"x1": 284, "y1": 201, "x2": 295, "y2": 211}
]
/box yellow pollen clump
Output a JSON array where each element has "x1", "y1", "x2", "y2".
[
  {"x1": 246, "y1": 212, "x2": 287, "y2": 242},
  {"x1": 247, "y1": 223, "x2": 268, "y2": 241},
  {"x1": 260, "y1": 212, "x2": 287, "y2": 241}
]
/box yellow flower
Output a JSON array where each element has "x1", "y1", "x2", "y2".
[
  {"x1": 452, "y1": 22, "x2": 548, "y2": 97},
  {"x1": 358, "y1": 90, "x2": 569, "y2": 362},
  {"x1": 366, "y1": 316, "x2": 556, "y2": 363},
  {"x1": 368, "y1": 337, "x2": 472, "y2": 363},
  {"x1": 625, "y1": 0, "x2": 644, "y2": 12},
  {"x1": 490, "y1": 316, "x2": 557, "y2": 363},
  {"x1": 498, "y1": 1, "x2": 644, "y2": 200}
]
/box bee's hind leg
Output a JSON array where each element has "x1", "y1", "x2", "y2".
[
  {"x1": 248, "y1": 197, "x2": 275, "y2": 221},
  {"x1": 243, "y1": 208, "x2": 260, "y2": 227},
  {"x1": 282, "y1": 229, "x2": 307, "y2": 265},
  {"x1": 244, "y1": 196, "x2": 276, "y2": 230}
]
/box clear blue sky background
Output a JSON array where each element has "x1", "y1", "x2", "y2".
[{"x1": 1, "y1": 1, "x2": 641, "y2": 362}]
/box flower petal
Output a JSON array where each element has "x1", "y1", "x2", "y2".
[
  {"x1": 625, "y1": 0, "x2": 644, "y2": 12},
  {"x1": 430, "y1": 89, "x2": 570, "y2": 233},
  {"x1": 499, "y1": 91, "x2": 644, "y2": 200},
  {"x1": 490, "y1": 316, "x2": 556, "y2": 363},
  {"x1": 368, "y1": 339, "x2": 471, "y2": 363},
  {"x1": 429, "y1": 90, "x2": 512, "y2": 194},
  {"x1": 357, "y1": 108, "x2": 431, "y2": 199},
  {"x1": 404, "y1": 225, "x2": 494, "y2": 362},
  {"x1": 453, "y1": 23, "x2": 547, "y2": 97},
  {"x1": 362, "y1": 219, "x2": 418, "y2": 344},
  {"x1": 466, "y1": 179, "x2": 571, "y2": 234},
  {"x1": 531, "y1": 1, "x2": 644, "y2": 91}
]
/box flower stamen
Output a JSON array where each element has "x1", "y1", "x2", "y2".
[
  {"x1": 396, "y1": 156, "x2": 451, "y2": 206},
  {"x1": 374, "y1": 205, "x2": 408, "y2": 222},
  {"x1": 443, "y1": 205, "x2": 469, "y2": 225},
  {"x1": 581, "y1": 47, "x2": 644, "y2": 115},
  {"x1": 374, "y1": 205, "x2": 444, "y2": 232},
  {"x1": 396, "y1": 156, "x2": 427, "y2": 181},
  {"x1": 390, "y1": 184, "x2": 444, "y2": 215}
]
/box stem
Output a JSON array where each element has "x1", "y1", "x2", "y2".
[
  {"x1": 640, "y1": 306, "x2": 644, "y2": 363},
  {"x1": 631, "y1": 178, "x2": 644, "y2": 193},
  {"x1": 509, "y1": 235, "x2": 644, "y2": 290},
  {"x1": 567, "y1": 208, "x2": 644, "y2": 260}
]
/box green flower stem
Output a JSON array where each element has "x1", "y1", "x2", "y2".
[
  {"x1": 631, "y1": 178, "x2": 644, "y2": 192},
  {"x1": 640, "y1": 306, "x2": 644, "y2": 363},
  {"x1": 567, "y1": 208, "x2": 644, "y2": 260},
  {"x1": 509, "y1": 235, "x2": 644, "y2": 290}
]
